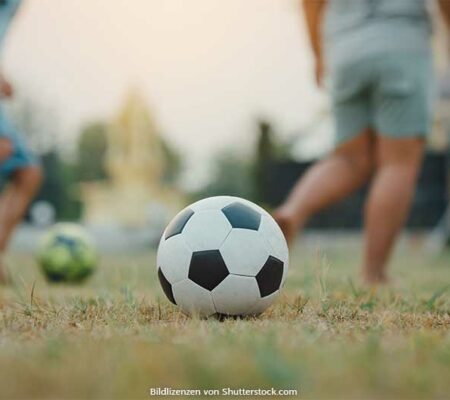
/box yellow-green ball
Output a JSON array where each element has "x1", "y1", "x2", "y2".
[{"x1": 37, "y1": 223, "x2": 98, "y2": 283}]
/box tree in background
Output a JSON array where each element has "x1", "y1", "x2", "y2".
[
  {"x1": 159, "y1": 137, "x2": 182, "y2": 185},
  {"x1": 36, "y1": 152, "x2": 81, "y2": 221},
  {"x1": 76, "y1": 122, "x2": 108, "y2": 182},
  {"x1": 195, "y1": 119, "x2": 288, "y2": 204},
  {"x1": 254, "y1": 120, "x2": 277, "y2": 202},
  {"x1": 195, "y1": 149, "x2": 256, "y2": 201}
]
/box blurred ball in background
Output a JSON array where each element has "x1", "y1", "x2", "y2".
[{"x1": 37, "y1": 223, "x2": 98, "y2": 283}]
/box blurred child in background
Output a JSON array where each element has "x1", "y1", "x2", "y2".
[
  {"x1": 0, "y1": 0, "x2": 42, "y2": 284},
  {"x1": 275, "y1": 0, "x2": 450, "y2": 285}
]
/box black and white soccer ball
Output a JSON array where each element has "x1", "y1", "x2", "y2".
[
  {"x1": 156, "y1": 196, "x2": 289, "y2": 317},
  {"x1": 37, "y1": 223, "x2": 98, "y2": 283}
]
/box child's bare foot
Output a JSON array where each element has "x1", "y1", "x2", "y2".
[
  {"x1": 361, "y1": 268, "x2": 389, "y2": 287},
  {"x1": 273, "y1": 208, "x2": 297, "y2": 246}
]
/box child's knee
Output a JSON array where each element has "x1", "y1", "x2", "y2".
[
  {"x1": 335, "y1": 131, "x2": 375, "y2": 177},
  {"x1": 14, "y1": 165, "x2": 43, "y2": 193},
  {"x1": 26, "y1": 166, "x2": 43, "y2": 189},
  {"x1": 376, "y1": 137, "x2": 425, "y2": 167},
  {"x1": 338, "y1": 152, "x2": 374, "y2": 179}
]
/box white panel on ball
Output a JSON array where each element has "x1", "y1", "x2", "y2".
[
  {"x1": 249, "y1": 291, "x2": 280, "y2": 315},
  {"x1": 190, "y1": 196, "x2": 237, "y2": 212},
  {"x1": 182, "y1": 210, "x2": 232, "y2": 251},
  {"x1": 220, "y1": 229, "x2": 270, "y2": 276},
  {"x1": 212, "y1": 275, "x2": 261, "y2": 315},
  {"x1": 172, "y1": 280, "x2": 216, "y2": 317},
  {"x1": 156, "y1": 235, "x2": 192, "y2": 284},
  {"x1": 259, "y1": 215, "x2": 289, "y2": 285}
]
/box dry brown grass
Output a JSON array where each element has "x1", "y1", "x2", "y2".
[{"x1": 0, "y1": 240, "x2": 449, "y2": 399}]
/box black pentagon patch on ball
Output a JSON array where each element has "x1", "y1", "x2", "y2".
[
  {"x1": 54, "y1": 235, "x2": 77, "y2": 250},
  {"x1": 53, "y1": 235, "x2": 84, "y2": 260},
  {"x1": 256, "y1": 256, "x2": 284, "y2": 297},
  {"x1": 222, "y1": 202, "x2": 261, "y2": 231},
  {"x1": 165, "y1": 208, "x2": 194, "y2": 240},
  {"x1": 158, "y1": 268, "x2": 177, "y2": 305},
  {"x1": 188, "y1": 250, "x2": 229, "y2": 291}
]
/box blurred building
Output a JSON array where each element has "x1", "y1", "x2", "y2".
[{"x1": 81, "y1": 91, "x2": 184, "y2": 228}]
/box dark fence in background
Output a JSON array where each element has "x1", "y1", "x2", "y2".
[{"x1": 263, "y1": 152, "x2": 448, "y2": 229}]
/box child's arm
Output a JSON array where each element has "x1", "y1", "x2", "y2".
[
  {"x1": 302, "y1": 0, "x2": 327, "y2": 87},
  {"x1": 438, "y1": 0, "x2": 450, "y2": 28}
]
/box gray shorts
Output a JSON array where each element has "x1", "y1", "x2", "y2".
[{"x1": 329, "y1": 52, "x2": 434, "y2": 144}]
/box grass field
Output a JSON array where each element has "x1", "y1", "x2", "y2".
[{"x1": 0, "y1": 237, "x2": 449, "y2": 399}]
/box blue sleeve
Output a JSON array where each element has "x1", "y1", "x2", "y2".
[{"x1": 0, "y1": 0, "x2": 22, "y2": 49}]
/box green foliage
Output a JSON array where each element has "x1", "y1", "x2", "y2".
[
  {"x1": 425, "y1": 285, "x2": 450, "y2": 310},
  {"x1": 253, "y1": 120, "x2": 290, "y2": 202},
  {"x1": 34, "y1": 152, "x2": 82, "y2": 221},
  {"x1": 76, "y1": 123, "x2": 108, "y2": 182},
  {"x1": 195, "y1": 120, "x2": 289, "y2": 203},
  {"x1": 254, "y1": 121, "x2": 275, "y2": 202},
  {"x1": 158, "y1": 137, "x2": 182, "y2": 184},
  {"x1": 194, "y1": 150, "x2": 257, "y2": 201}
]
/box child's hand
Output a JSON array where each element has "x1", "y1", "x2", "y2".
[
  {"x1": 0, "y1": 138, "x2": 13, "y2": 162},
  {"x1": 0, "y1": 74, "x2": 13, "y2": 98}
]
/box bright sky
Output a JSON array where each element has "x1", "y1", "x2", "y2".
[{"x1": 4, "y1": 0, "x2": 326, "y2": 184}]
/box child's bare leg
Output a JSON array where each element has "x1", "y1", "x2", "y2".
[
  {"x1": 274, "y1": 129, "x2": 374, "y2": 244},
  {"x1": 0, "y1": 166, "x2": 42, "y2": 283},
  {"x1": 363, "y1": 136, "x2": 424, "y2": 284}
]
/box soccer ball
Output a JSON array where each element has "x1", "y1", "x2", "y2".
[
  {"x1": 37, "y1": 223, "x2": 98, "y2": 283},
  {"x1": 157, "y1": 196, "x2": 289, "y2": 317}
]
